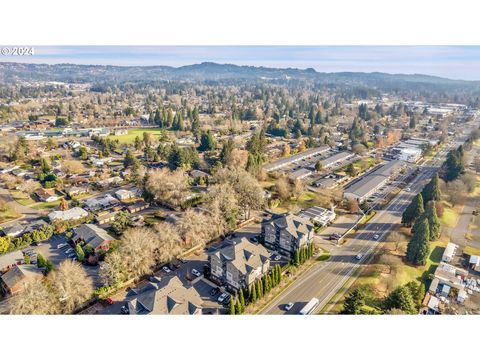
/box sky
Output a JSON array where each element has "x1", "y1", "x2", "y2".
[{"x1": 3, "y1": 46, "x2": 480, "y2": 81}]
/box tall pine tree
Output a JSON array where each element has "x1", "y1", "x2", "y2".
[
  {"x1": 406, "y1": 218, "x2": 430, "y2": 265},
  {"x1": 402, "y1": 193, "x2": 425, "y2": 226}
]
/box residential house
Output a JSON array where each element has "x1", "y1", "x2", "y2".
[
  {"x1": 115, "y1": 189, "x2": 136, "y2": 201},
  {"x1": 209, "y1": 237, "x2": 270, "y2": 291},
  {"x1": 125, "y1": 276, "x2": 203, "y2": 315},
  {"x1": 126, "y1": 200, "x2": 149, "y2": 214},
  {"x1": 65, "y1": 186, "x2": 89, "y2": 198},
  {"x1": 1, "y1": 219, "x2": 49, "y2": 238},
  {"x1": 35, "y1": 188, "x2": 59, "y2": 202},
  {"x1": 0, "y1": 264, "x2": 43, "y2": 296},
  {"x1": 84, "y1": 194, "x2": 120, "y2": 212},
  {"x1": 73, "y1": 224, "x2": 115, "y2": 253},
  {"x1": 95, "y1": 211, "x2": 118, "y2": 225},
  {"x1": 48, "y1": 207, "x2": 89, "y2": 222},
  {"x1": 261, "y1": 213, "x2": 314, "y2": 257},
  {"x1": 0, "y1": 250, "x2": 24, "y2": 273}
]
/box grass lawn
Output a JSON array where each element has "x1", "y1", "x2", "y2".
[
  {"x1": 327, "y1": 237, "x2": 447, "y2": 314},
  {"x1": 441, "y1": 205, "x2": 460, "y2": 228},
  {"x1": 0, "y1": 206, "x2": 21, "y2": 223},
  {"x1": 463, "y1": 246, "x2": 480, "y2": 256},
  {"x1": 32, "y1": 199, "x2": 62, "y2": 210},
  {"x1": 107, "y1": 128, "x2": 164, "y2": 144},
  {"x1": 10, "y1": 190, "x2": 35, "y2": 206}
]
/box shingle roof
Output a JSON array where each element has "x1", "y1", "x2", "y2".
[
  {"x1": 266, "y1": 213, "x2": 314, "y2": 239},
  {"x1": 0, "y1": 264, "x2": 43, "y2": 290},
  {"x1": 126, "y1": 276, "x2": 202, "y2": 315},
  {"x1": 74, "y1": 224, "x2": 114, "y2": 249},
  {"x1": 212, "y1": 237, "x2": 270, "y2": 276}
]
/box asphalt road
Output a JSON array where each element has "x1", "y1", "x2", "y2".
[{"x1": 261, "y1": 124, "x2": 477, "y2": 315}]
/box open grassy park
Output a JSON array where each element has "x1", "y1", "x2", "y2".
[{"x1": 107, "y1": 127, "x2": 164, "y2": 144}]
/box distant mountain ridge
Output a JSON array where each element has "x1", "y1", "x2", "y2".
[{"x1": 0, "y1": 61, "x2": 478, "y2": 90}]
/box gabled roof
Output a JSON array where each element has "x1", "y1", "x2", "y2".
[
  {"x1": 74, "y1": 224, "x2": 115, "y2": 249},
  {"x1": 0, "y1": 264, "x2": 43, "y2": 290},
  {"x1": 265, "y1": 213, "x2": 314, "y2": 239},
  {"x1": 212, "y1": 237, "x2": 270, "y2": 276},
  {"x1": 126, "y1": 276, "x2": 202, "y2": 315}
]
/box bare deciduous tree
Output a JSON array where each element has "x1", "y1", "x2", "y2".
[
  {"x1": 48, "y1": 260, "x2": 94, "y2": 314},
  {"x1": 145, "y1": 168, "x2": 188, "y2": 207},
  {"x1": 9, "y1": 280, "x2": 61, "y2": 315},
  {"x1": 61, "y1": 159, "x2": 85, "y2": 175}
]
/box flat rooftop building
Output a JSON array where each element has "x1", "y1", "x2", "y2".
[
  {"x1": 263, "y1": 146, "x2": 330, "y2": 172},
  {"x1": 343, "y1": 160, "x2": 405, "y2": 202}
]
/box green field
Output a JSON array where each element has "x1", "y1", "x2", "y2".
[
  {"x1": 10, "y1": 191, "x2": 35, "y2": 206},
  {"x1": 0, "y1": 205, "x2": 21, "y2": 223},
  {"x1": 107, "y1": 128, "x2": 164, "y2": 144},
  {"x1": 32, "y1": 199, "x2": 62, "y2": 210},
  {"x1": 441, "y1": 205, "x2": 460, "y2": 228}
]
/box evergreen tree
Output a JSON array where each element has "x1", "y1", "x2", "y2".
[
  {"x1": 230, "y1": 298, "x2": 236, "y2": 315},
  {"x1": 406, "y1": 218, "x2": 430, "y2": 265},
  {"x1": 424, "y1": 201, "x2": 441, "y2": 241},
  {"x1": 239, "y1": 288, "x2": 245, "y2": 310},
  {"x1": 235, "y1": 297, "x2": 242, "y2": 314},
  {"x1": 37, "y1": 253, "x2": 47, "y2": 268},
  {"x1": 220, "y1": 139, "x2": 235, "y2": 165},
  {"x1": 294, "y1": 250, "x2": 300, "y2": 265},
  {"x1": 444, "y1": 147, "x2": 465, "y2": 181},
  {"x1": 75, "y1": 244, "x2": 85, "y2": 262},
  {"x1": 250, "y1": 283, "x2": 257, "y2": 303},
  {"x1": 123, "y1": 150, "x2": 138, "y2": 169},
  {"x1": 198, "y1": 131, "x2": 216, "y2": 151},
  {"x1": 277, "y1": 264, "x2": 282, "y2": 283},
  {"x1": 401, "y1": 193, "x2": 425, "y2": 226},
  {"x1": 341, "y1": 288, "x2": 365, "y2": 314},
  {"x1": 421, "y1": 174, "x2": 441, "y2": 204},
  {"x1": 383, "y1": 285, "x2": 417, "y2": 314},
  {"x1": 257, "y1": 280, "x2": 263, "y2": 299}
]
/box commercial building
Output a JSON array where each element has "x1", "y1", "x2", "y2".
[
  {"x1": 263, "y1": 146, "x2": 330, "y2": 172},
  {"x1": 319, "y1": 151, "x2": 354, "y2": 169},
  {"x1": 289, "y1": 168, "x2": 312, "y2": 181},
  {"x1": 299, "y1": 206, "x2": 336, "y2": 227},
  {"x1": 343, "y1": 160, "x2": 405, "y2": 202}
]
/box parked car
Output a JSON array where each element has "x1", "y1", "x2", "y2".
[
  {"x1": 373, "y1": 234, "x2": 380, "y2": 240},
  {"x1": 218, "y1": 293, "x2": 228, "y2": 302},
  {"x1": 285, "y1": 302, "x2": 294, "y2": 311},
  {"x1": 274, "y1": 255, "x2": 281, "y2": 261},
  {"x1": 178, "y1": 258, "x2": 186, "y2": 264},
  {"x1": 105, "y1": 298, "x2": 114, "y2": 305},
  {"x1": 57, "y1": 243, "x2": 68, "y2": 249},
  {"x1": 120, "y1": 305, "x2": 129, "y2": 314},
  {"x1": 191, "y1": 269, "x2": 201, "y2": 277},
  {"x1": 355, "y1": 253, "x2": 364, "y2": 260},
  {"x1": 162, "y1": 266, "x2": 171, "y2": 273}
]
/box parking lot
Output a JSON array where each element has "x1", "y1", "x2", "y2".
[{"x1": 23, "y1": 234, "x2": 103, "y2": 287}]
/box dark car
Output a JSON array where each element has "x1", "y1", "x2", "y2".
[
  {"x1": 178, "y1": 258, "x2": 186, "y2": 264},
  {"x1": 222, "y1": 295, "x2": 231, "y2": 305},
  {"x1": 210, "y1": 287, "x2": 220, "y2": 296}
]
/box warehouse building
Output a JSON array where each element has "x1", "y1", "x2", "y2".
[
  {"x1": 343, "y1": 160, "x2": 405, "y2": 202},
  {"x1": 263, "y1": 146, "x2": 330, "y2": 172}
]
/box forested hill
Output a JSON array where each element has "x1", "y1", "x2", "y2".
[{"x1": 1, "y1": 61, "x2": 479, "y2": 94}]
